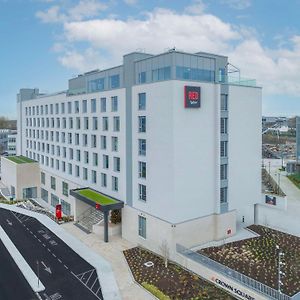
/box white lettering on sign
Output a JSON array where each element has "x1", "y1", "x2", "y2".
[{"x1": 211, "y1": 277, "x2": 255, "y2": 300}]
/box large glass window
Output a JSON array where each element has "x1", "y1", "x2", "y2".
[
  {"x1": 138, "y1": 93, "x2": 146, "y2": 110},
  {"x1": 152, "y1": 67, "x2": 171, "y2": 81},
  {"x1": 139, "y1": 184, "x2": 146, "y2": 201},
  {"x1": 138, "y1": 215, "x2": 146, "y2": 238},
  {"x1": 138, "y1": 161, "x2": 146, "y2": 179},
  {"x1": 176, "y1": 66, "x2": 215, "y2": 82},
  {"x1": 51, "y1": 194, "x2": 59, "y2": 207},
  {"x1": 138, "y1": 71, "x2": 146, "y2": 84},
  {"x1": 111, "y1": 96, "x2": 118, "y2": 112},
  {"x1": 51, "y1": 176, "x2": 56, "y2": 190},
  {"x1": 62, "y1": 182, "x2": 68, "y2": 196},
  {"x1": 109, "y1": 74, "x2": 120, "y2": 89},
  {"x1": 41, "y1": 188, "x2": 48, "y2": 202},
  {"x1": 61, "y1": 199, "x2": 71, "y2": 215},
  {"x1": 88, "y1": 78, "x2": 105, "y2": 92},
  {"x1": 138, "y1": 139, "x2": 146, "y2": 156},
  {"x1": 138, "y1": 116, "x2": 146, "y2": 133}
]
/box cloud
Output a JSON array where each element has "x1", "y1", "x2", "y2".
[
  {"x1": 221, "y1": 0, "x2": 251, "y2": 10},
  {"x1": 37, "y1": 3, "x2": 300, "y2": 98},
  {"x1": 123, "y1": 0, "x2": 137, "y2": 5},
  {"x1": 36, "y1": 0, "x2": 107, "y2": 23},
  {"x1": 184, "y1": 0, "x2": 206, "y2": 15}
]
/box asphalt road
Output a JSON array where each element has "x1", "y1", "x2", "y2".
[
  {"x1": 0, "y1": 208, "x2": 103, "y2": 300},
  {"x1": 0, "y1": 238, "x2": 38, "y2": 300}
]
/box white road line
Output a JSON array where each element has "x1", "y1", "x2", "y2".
[
  {"x1": 42, "y1": 244, "x2": 46, "y2": 247},
  {"x1": 85, "y1": 269, "x2": 94, "y2": 285},
  {"x1": 64, "y1": 265, "x2": 68, "y2": 270},
  {"x1": 47, "y1": 248, "x2": 51, "y2": 252},
  {"x1": 58, "y1": 259, "x2": 62, "y2": 263},
  {"x1": 34, "y1": 235, "x2": 37, "y2": 238},
  {"x1": 76, "y1": 269, "x2": 95, "y2": 278},
  {"x1": 90, "y1": 277, "x2": 98, "y2": 290},
  {"x1": 38, "y1": 239, "x2": 41, "y2": 242},
  {"x1": 52, "y1": 253, "x2": 56, "y2": 258},
  {"x1": 95, "y1": 287, "x2": 101, "y2": 295}
]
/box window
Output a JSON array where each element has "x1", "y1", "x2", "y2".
[
  {"x1": 114, "y1": 157, "x2": 120, "y2": 172},
  {"x1": 84, "y1": 151, "x2": 89, "y2": 164},
  {"x1": 41, "y1": 172, "x2": 45, "y2": 185},
  {"x1": 68, "y1": 102, "x2": 72, "y2": 114},
  {"x1": 101, "y1": 135, "x2": 106, "y2": 149},
  {"x1": 221, "y1": 118, "x2": 228, "y2": 134},
  {"x1": 139, "y1": 184, "x2": 146, "y2": 201},
  {"x1": 88, "y1": 78, "x2": 105, "y2": 92},
  {"x1": 100, "y1": 97, "x2": 106, "y2": 112},
  {"x1": 93, "y1": 153, "x2": 98, "y2": 166},
  {"x1": 82, "y1": 134, "x2": 88, "y2": 146},
  {"x1": 138, "y1": 215, "x2": 146, "y2": 238},
  {"x1": 75, "y1": 165, "x2": 80, "y2": 177},
  {"x1": 221, "y1": 94, "x2": 228, "y2": 111},
  {"x1": 103, "y1": 155, "x2": 109, "y2": 169},
  {"x1": 102, "y1": 117, "x2": 108, "y2": 131},
  {"x1": 76, "y1": 149, "x2": 81, "y2": 161},
  {"x1": 109, "y1": 74, "x2": 120, "y2": 89},
  {"x1": 61, "y1": 102, "x2": 65, "y2": 114},
  {"x1": 220, "y1": 187, "x2": 228, "y2": 203},
  {"x1": 92, "y1": 170, "x2": 97, "y2": 184},
  {"x1": 220, "y1": 141, "x2": 228, "y2": 157},
  {"x1": 82, "y1": 100, "x2": 87, "y2": 113},
  {"x1": 138, "y1": 161, "x2": 146, "y2": 179},
  {"x1": 74, "y1": 101, "x2": 79, "y2": 113},
  {"x1": 113, "y1": 117, "x2": 120, "y2": 132},
  {"x1": 138, "y1": 116, "x2": 146, "y2": 132},
  {"x1": 69, "y1": 117, "x2": 73, "y2": 129},
  {"x1": 176, "y1": 66, "x2": 215, "y2": 82},
  {"x1": 41, "y1": 188, "x2": 48, "y2": 202},
  {"x1": 83, "y1": 167, "x2": 88, "y2": 180},
  {"x1": 51, "y1": 194, "x2": 59, "y2": 207},
  {"x1": 152, "y1": 67, "x2": 171, "y2": 81},
  {"x1": 111, "y1": 96, "x2": 118, "y2": 112},
  {"x1": 138, "y1": 93, "x2": 146, "y2": 110},
  {"x1": 68, "y1": 163, "x2": 72, "y2": 175},
  {"x1": 112, "y1": 137, "x2": 118, "y2": 152},
  {"x1": 101, "y1": 173, "x2": 107, "y2": 187},
  {"x1": 91, "y1": 98, "x2": 96, "y2": 113},
  {"x1": 138, "y1": 139, "x2": 146, "y2": 156},
  {"x1": 62, "y1": 117, "x2": 66, "y2": 128},
  {"x1": 91, "y1": 135, "x2": 97, "y2": 148},
  {"x1": 61, "y1": 200, "x2": 71, "y2": 215},
  {"x1": 62, "y1": 182, "x2": 68, "y2": 196},
  {"x1": 84, "y1": 117, "x2": 89, "y2": 130},
  {"x1": 75, "y1": 133, "x2": 79, "y2": 145},
  {"x1": 138, "y1": 71, "x2": 146, "y2": 84},
  {"x1": 50, "y1": 176, "x2": 56, "y2": 190},
  {"x1": 92, "y1": 117, "x2": 98, "y2": 130},
  {"x1": 220, "y1": 164, "x2": 228, "y2": 180},
  {"x1": 55, "y1": 103, "x2": 59, "y2": 114},
  {"x1": 76, "y1": 117, "x2": 81, "y2": 129},
  {"x1": 112, "y1": 176, "x2": 118, "y2": 191}
]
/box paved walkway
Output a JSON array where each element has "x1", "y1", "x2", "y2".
[
  {"x1": 264, "y1": 158, "x2": 300, "y2": 216},
  {"x1": 61, "y1": 222, "x2": 154, "y2": 300}
]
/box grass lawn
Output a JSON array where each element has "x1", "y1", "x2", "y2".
[
  {"x1": 77, "y1": 189, "x2": 117, "y2": 206},
  {"x1": 287, "y1": 173, "x2": 300, "y2": 189},
  {"x1": 6, "y1": 155, "x2": 36, "y2": 164}
]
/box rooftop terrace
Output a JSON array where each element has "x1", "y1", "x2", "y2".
[{"x1": 6, "y1": 156, "x2": 36, "y2": 164}]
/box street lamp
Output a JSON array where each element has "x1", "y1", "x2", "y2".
[{"x1": 276, "y1": 245, "x2": 285, "y2": 294}]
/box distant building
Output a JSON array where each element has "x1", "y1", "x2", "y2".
[
  {"x1": 7, "y1": 131, "x2": 17, "y2": 156},
  {"x1": 0, "y1": 129, "x2": 16, "y2": 154}
]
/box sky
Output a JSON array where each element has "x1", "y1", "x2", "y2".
[{"x1": 1, "y1": 0, "x2": 300, "y2": 118}]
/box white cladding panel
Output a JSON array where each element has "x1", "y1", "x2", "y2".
[
  {"x1": 228, "y1": 85, "x2": 262, "y2": 225},
  {"x1": 132, "y1": 81, "x2": 220, "y2": 223}
]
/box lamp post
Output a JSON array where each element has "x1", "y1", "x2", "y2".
[{"x1": 276, "y1": 245, "x2": 285, "y2": 294}]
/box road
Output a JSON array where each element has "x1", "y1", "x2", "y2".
[
  {"x1": 0, "y1": 208, "x2": 103, "y2": 300},
  {"x1": 0, "y1": 238, "x2": 38, "y2": 300}
]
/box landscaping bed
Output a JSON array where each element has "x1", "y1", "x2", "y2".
[
  {"x1": 124, "y1": 247, "x2": 235, "y2": 300},
  {"x1": 287, "y1": 173, "x2": 300, "y2": 189},
  {"x1": 199, "y1": 225, "x2": 300, "y2": 296}
]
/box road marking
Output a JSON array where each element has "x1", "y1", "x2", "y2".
[
  {"x1": 34, "y1": 234, "x2": 37, "y2": 238},
  {"x1": 52, "y1": 253, "x2": 56, "y2": 258},
  {"x1": 6, "y1": 219, "x2": 12, "y2": 226},
  {"x1": 38, "y1": 239, "x2": 41, "y2": 243},
  {"x1": 41, "y1": 261, "x2": 52, "y2": 274},
  {"x1": 58, "y1": 259, "x2": 62, "y2": 263},
  {"x1": 86, "y1": 269, "x2": 94, "y2": 285},
  {"x1": 42, "y1": 243, "x2": 46, "y2": 247},
  {"x1": 90, "y1": 277, "x2": 98, "y2": 289},
  {"x1": 47, "y1": 248, "x2": 51, "y2": 252},
  {"x1": 64, "y1": 264, "x2": 68, "y2": 270}
]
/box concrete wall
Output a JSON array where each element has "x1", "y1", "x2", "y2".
[
  {"x1": 1, "y1": 157, "x2": 17, "y2": 195},
  {"x1": 228, "y1": 85, "x2": 262, "y2": 226},
  {"x1": 122, "y1": 205, "x2": 236, "y2": 259},
  {"x1": 255, "y1": 203, "x2": 300, "y2": 237}
]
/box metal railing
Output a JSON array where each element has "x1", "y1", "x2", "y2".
[{"x1": 176, "y1": 244, "x2": 300, "y2": 300}]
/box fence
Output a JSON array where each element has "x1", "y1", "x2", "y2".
[{"x1": 176, "y1": 244, "x2": 300, "y2": 300}]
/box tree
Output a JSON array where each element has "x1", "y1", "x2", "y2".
[{"x1": 159, "y1": 240, "x2": 170, "y2": 268}]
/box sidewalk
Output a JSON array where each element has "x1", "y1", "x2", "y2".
[
  {"x1": 61, "y1": 222, "x2": 154, "y2": 300},
  {"x1": 264, "y1": 158, "x2": 300, "y2": 216}
]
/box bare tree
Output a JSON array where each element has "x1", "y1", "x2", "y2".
[{"x1": 159, "y1": 240, "x2": 170, "y2": 268}]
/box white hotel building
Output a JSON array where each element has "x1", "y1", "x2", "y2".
[{"x1": 13, "y1": 50, "x2": 261, "y2": 255}]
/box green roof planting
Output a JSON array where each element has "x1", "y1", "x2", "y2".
[
  {"x1": 6, "y1": 156, "x2": 36, "y2": 164},
  {"x1": 77, "y1": 189, "x2": 118, "y2": 206}
]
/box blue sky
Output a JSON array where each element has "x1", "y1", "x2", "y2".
[{"x1": 1, "y1": 0, "x2": 300, "y2": 118}]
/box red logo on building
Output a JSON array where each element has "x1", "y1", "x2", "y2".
[{"x1": 184, "y1": 86, "x2": 201, "y2": 108}]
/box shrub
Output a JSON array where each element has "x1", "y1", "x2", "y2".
[
  {"x1": 110, "y1": 209, "x2": 121, "y2": 224},
  {"x1": 141, "y1": 282, "x2": 171, "y2": 300}
]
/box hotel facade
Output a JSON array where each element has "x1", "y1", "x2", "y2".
[{"x1": 12, "y1": 50, "x2": 261, "y2": 256}]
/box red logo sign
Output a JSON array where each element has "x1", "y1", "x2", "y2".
[{"x1": 184, "y1": 86, "x2": 201, "y2": 108}]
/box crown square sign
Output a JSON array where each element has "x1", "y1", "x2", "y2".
[{"x1": 184, "y1": 86, "x2": 201, "y2": 108}]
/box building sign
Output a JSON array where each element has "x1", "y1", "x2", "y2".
[
  {"x1": 265, "y1": 195, "x2": 276, "y2": 206},
  {"x1": 184, "y1": 86, "x2": 201, "y2": 108},
  {"x1": 211, "y1": 277, "x2": 255, "y2": 300},
  {"x1": 55, "y1": 204, "x2": 62, "y2": 219}
]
